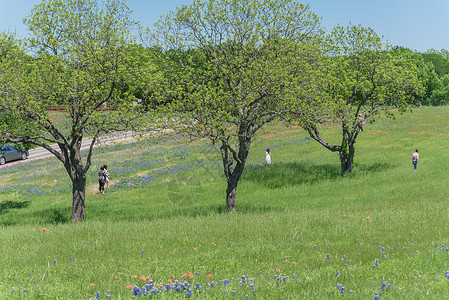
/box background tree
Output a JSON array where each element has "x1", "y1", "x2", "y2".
[
  {"x1": 145, "y1": 0, "x2": 322, "y2": 212},
  {"x1": 0, "y1": 0, "x2": 143, "y2": 222},
  {"x1": 297, "y1": 24, "x2": 423, "y2": 174}
]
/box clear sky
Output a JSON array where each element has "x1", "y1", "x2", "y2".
[{"x1": 1, "y1": 0, "x2": 448, "y2": 52}]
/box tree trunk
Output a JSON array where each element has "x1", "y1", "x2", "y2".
[
  {"x1": 339, "y1": 142, "x2": 355, "y2": 174},
  {"x1": 71, "y1": 173, "x2": 87, "y2": 222},
  {"x1": 226, "y1": 179, "x2": 237, "y2": 213},
  {"x1": 220, "y1": 137, "x2": 251, "y2": 213}
]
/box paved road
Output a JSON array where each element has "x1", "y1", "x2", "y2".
[{"x1": 1, "y1": 131, "x2": 136, "y2": 167}]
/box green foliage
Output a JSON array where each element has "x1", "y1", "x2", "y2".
[
  {"x1": 293, "y1": 24, "x2": 423, "y2": 173},
  {"x1": 145, "y1": 0, "x2": 323, "y2": 210},
  {"x1": 0, "y1": 0, "x2": 150, "y2": 221},
  {"x1": 392, "y1": 46, "x2": 449, "y2": 106}
]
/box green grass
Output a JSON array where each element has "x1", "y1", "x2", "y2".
[{"x1": 1, "y1": 106, "x2": 449, "y2": 299}]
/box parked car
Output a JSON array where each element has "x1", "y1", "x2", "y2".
[{"x1": 0, "y1": 145, "x2": 29, "y2": 165}]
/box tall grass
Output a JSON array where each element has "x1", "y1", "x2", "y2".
[{"x1": 1, "y1": 107, "x2": 449, "y2": 298}]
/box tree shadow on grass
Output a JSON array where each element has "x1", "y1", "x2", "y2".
[
  {"x1": 0, "y1": 200, "x2": 31, "y2": 214},
  {"x1": 34, "y1": 208, "x2": 71, "y2": 224},
  {"x1": 243, "y1": 161, "x2": 393, "y2": 189},
  {"x1": 0, "y1": 206, "x2": 70, "y2": 226}
]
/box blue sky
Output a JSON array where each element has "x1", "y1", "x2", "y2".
[{"x1": 1, "y1": 0, "x2": 448, "y2": 52}]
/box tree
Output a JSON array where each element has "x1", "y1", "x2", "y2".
[
  {"x1": 0, "y1": 0, "x2": 143, "y2": 222},
  {"x1": 297, "y1": 24, "x2": 423, "y2": 174},
  {"x1": 144, "y1": 0, "x2": 322, "y2": 212}
]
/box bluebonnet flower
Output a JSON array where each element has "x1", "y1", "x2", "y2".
[
  {"x1": 95, "y1": 291, "x2": 100, "y2": 299},
  {"x1": 335, "y1": 272, "x2": 340, "y2": 277},
  {"x1": 53, "y1": 259, "x2": 56, "y2": 265},
  {"x1": 133, "y1": 286, "x2": 142, "y2": 297},
  {"x1": 374, "y1": 294, "x2": 380, "y2": 300},
  {"x1": 381, "y1": 281, "x2": 386, "y2": 291}
]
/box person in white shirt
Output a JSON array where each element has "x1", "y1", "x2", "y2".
[
  {"x1": 264, "y1": 148, "x2": 271, "y2": 165},
  {"x1": 411, "y1": 149, "x2": 419, "y2": 173}
]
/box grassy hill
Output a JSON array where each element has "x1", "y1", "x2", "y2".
[{"x1": 1, "y1": 106, "x2": 449, "y2": 299}]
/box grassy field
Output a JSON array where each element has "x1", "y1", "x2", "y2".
[{"x1": 1, "y1": 106, "x2": 449, "y2": 299}]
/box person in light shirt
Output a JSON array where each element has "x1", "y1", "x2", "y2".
[
  {"x1": 264, "y1": 148, "x2": 271, "y2": 165},
  {"x1": 411, "y1": 149, "x2": 419, "y2": 173}
]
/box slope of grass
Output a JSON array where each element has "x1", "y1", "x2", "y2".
[{"x1": 1, "y1": 106, "x2": 449, "y2": 299}]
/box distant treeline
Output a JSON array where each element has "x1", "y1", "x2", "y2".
[{"x1": 394, "y1": 47, "x2": 449, "y2": 106}]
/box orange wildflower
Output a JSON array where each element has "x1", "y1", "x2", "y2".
[
  {"x1": 40, "y1": 228, "x2": 47, "y2": 232},
  {"x1": 126, "y1": 284, "x2": 134, "y2": 288},
  {"x1": 140, "y1": 275, "x2": 146, "y2": 281},
  {"x1": 206, "y1": 274, "x2": 212, "y2": 278}
]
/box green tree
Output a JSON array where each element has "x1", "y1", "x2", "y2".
[
  {"x1": 0, "y1": 0, "x2": 143, "y2": 222},
  {"x1": 298, "y1": 24, "x2": 423, "y2": 174},
  {"x1": 145, "y1": 0, "x2": 322, "y2": 212}
]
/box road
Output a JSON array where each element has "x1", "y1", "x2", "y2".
[{"x1": 1, "y1": 131, "x2": 137, "y2": 167}]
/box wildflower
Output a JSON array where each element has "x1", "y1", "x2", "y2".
[
  {"x1": 90, "y1": 283, "x2": 95, "y2": 287},
  {"x1": 40, "y1": 228, "x2": 47, "y2": 232},
  {"x1": 53, "y1": 259, "x2": 56, "y2": 265},
  {"x1": 212, "y1": 242, "x2": 216, "y2": 246},
  {"x1": 95, "y1": 291, "x2": 100, "y2": 299},
  {"x1": 374, "y1": 294, "x2": 380, "y2": 300},
  {"x1": 140, "y1": 275, "x2": 146, "y2": 281},
  {"x1": 207, "y1": 274, "x2": 212, "y2": 278},
  {"x1": 276, "y1": 268, "x2": 280, "y2": 272}
]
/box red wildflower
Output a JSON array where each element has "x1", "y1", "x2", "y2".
[
  {"x1": 126, "y1": 284, "x2": 133, "y2": 288},
  {"x1": 206, "y1": 274, "x2": 212, "y2": 278},
  {"x1": 90, "y1": 283, "x2": 95, "y2": 286},
  {"x1": 212, "y1": 242, "x2": 216, "y2": 246},
  {"x1": 140, "y1": 275, "x2": 146, "y2": 281},
  {"x1": 40, "y1": 228, "x2": 47, "y2": 232},
  {"x1": 188, "y1": 272, "x2": 193, "y2": 279},
  {"x1": 276, "y1": 268, "x2": 281, "y2": 272}
]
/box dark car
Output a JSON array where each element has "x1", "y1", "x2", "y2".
[{"x1": 0, "y1": 145, "x2": 29, "y2": 165}]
